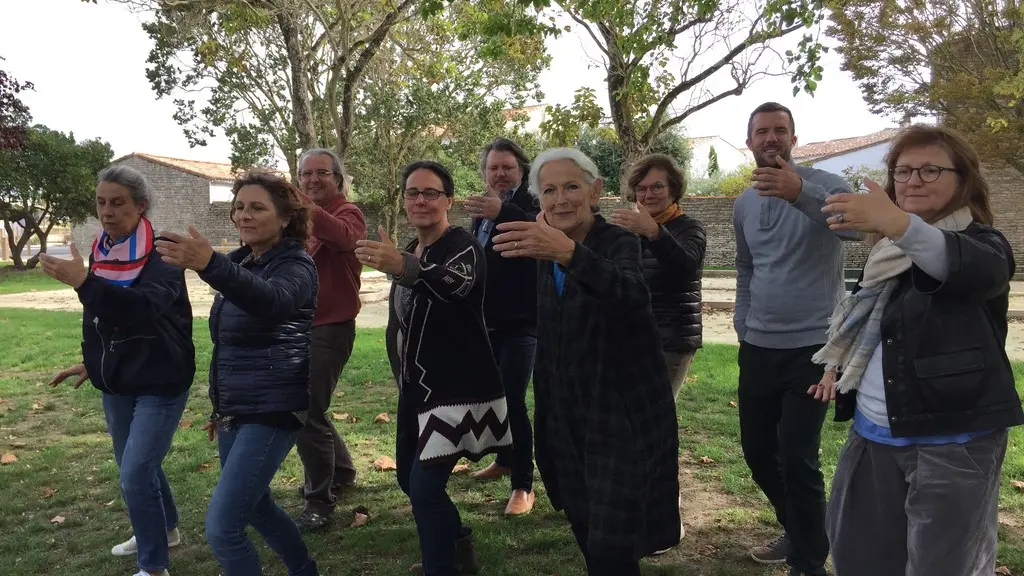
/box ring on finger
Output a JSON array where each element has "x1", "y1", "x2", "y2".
[{"x1": 836, "y1": 214, "x2": 844, "y2": 224}]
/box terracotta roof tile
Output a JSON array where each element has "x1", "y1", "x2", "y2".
[{"x1": 792, "y1": 128, "x2": 902, "y2": 162}]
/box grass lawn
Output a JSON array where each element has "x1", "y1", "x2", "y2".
[
  {"x1": 2, "y1": 308, "x2": 1024, "y2": 575},
  {"x1": 0, "y1": 265, "x2": 65, "y2": 295}
]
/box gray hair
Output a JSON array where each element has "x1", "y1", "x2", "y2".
[
  {"x1": 298, "y1": 148, "x2": 346, "y2": 190},
  {"x1": 97, "y1": 164, "x2": 153, "y2": 214},
  {"x1": 527, "y1": 147, "x2": 602, "y2": 198}
]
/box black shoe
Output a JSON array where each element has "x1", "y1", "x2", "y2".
[
  {"x1": 297, "y1": 478, "x2": 357, "y2": 500},
  {"x1": 788, "y1": 566, "x2": 828, "y2": 576},
  {"x1": 295, "y1": 510, "x2": 333, "y2": 534},
  {"x1": 408, "y1": 533, "x2": 481, "y2": 575}
]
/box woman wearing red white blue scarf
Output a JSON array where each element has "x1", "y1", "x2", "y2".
[{"x1": 43, "y1": 165, "x2": 195, "y2": 576}]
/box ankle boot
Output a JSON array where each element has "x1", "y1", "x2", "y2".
[{"x1": 454, "y1": 533, "x2": 480, "y2": 574}]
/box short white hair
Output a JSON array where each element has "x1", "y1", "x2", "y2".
[{"x1": 528, "y1": 147, "x2": 602, "y2": 198}]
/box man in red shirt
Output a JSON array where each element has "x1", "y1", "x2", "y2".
[{"x1": 294, "y1": 148, "x2": 366, "y2": 532}]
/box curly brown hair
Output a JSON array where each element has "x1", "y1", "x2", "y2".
[
  {"x1": 885, "y1": 124, "x2": 993, "y2": 225},
  {"x1": 626, "y1": 154, "x2": 687, "y2": 203},
  {"x1": 229, "y1": 171, "x2": 312, "y2": 244}
]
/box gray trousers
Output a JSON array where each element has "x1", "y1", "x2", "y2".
[{"x1": 827, "y1": 427, "x2": 1007, "y2": 576}]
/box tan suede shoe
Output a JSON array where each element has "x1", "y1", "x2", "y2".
[
  {"x1": 470, "y1": 462, "x2": 511, "y2": 480},
  {"x1": 504, "y1": 489, "x2": 535, "y2": 515}
]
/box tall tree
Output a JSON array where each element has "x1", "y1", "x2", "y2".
[
  {"x1": 828, "y1": 0, "x2": 1024, "y2": 173},
  {"x1": 477, "y1": 0, "x2": 829, "y2": 192},
  {"x1": 0, "y1": 59, "x2": 33, "y2": 151},
  {"x1": 0, "y1": 126, "x2": 113, "y2": 269}
]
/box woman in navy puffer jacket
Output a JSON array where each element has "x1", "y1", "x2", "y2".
[{"x1": 156, "y1": 171, "x2": 319, "y2": 576}]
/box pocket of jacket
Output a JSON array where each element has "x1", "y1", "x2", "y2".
[{"x1": 913, "y1": 348, "x2": 986, "y2": 410}]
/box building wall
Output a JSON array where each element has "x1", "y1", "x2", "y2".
[{"x1": 810, "y1": 141, "x2": 891, "y2": 175}]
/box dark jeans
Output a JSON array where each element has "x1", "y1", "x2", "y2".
[
  {"x1": 738, "y1": 342, "x2": 829, "y2": 574},
  {"x1": 102, "y1": 390, "x2": 189, "y2": 574},
  {"x1": 206, "y1": 423, "x2": 318, "y2": 576},
  {"x1": 397, "y1": 387, "x2": 466, "y2": 576},
  {"x1": 569, "y1": 521, "x2": 641, "y2": 576},
  {"x1": 489, "y1": 328, "x2": 537, "y2": 492},
  {"x1": 297, "y1": 321, "x2": 357, "y2": 514}
]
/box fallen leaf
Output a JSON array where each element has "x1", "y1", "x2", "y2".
[
  {"x1": 41, "y1": 487, "x2": 56, "y2": 499},
  {"x1": 685, "y1": 376, "x2": 698, "y2": 384},
  {"x1": 699, "y1": 455, "x2": 715, "y2": 464},
  {"x1": 183, "y1": 407, "x2": 191, "y2": 413},
  {"x1": 372, "y1": 456, "x2": 397, "y2": 472},
  {"x1": 9, "y1": 441, "x2": 26, "y2": 448},
  {"x1": 334, "y1": 391, "x2": 346, "y2": 398},
  {"x1": 373, "y1": 412, "x2": 390, "y2": 424},
  {"x1": 103, "y1": 499, "x2": 116, "y2": 507},
  {"x1": 332, "y1": 412, "x2": 348, "y2": 421},
  {"x1": 50, "y1": 515, "x2": 65, "y2": 524},
  {"x1": 452, "y1": 464, "x2": 471, "y2": 474},
  {"x1": 178, "y1": 418, "x2": 193, "y2": 429},
  {"x1": 728, "y1": 401, "x2": 738, "y2": 408},
  {"x1": 351, "y1": 510, "x2": 369, "y2": 527},
  {"x1": 1, "y1": 453, "x2": 17, "y2": 465},
  {"x1": 348, "y1": 415, "x2": 362, "y2": 424},
  {"x1": 32, "y1": 401, "x2": 43, "y2": 411},
  {"x1": 196, "y1": 462, "x2": 213, "y2": 472},
  {"x1": 996, "y1": 567, "x2": 1012, "y2": 575},
  {"x1": 1012, "y1": 480, "x2": 1024, "y2": 491}
]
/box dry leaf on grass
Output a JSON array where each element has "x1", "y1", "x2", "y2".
[
  {"x1": 373, "y1": 413, "x2": 390, "y2": 424},
  {"x1": 103, "y1": 499, "x2": 116, "y2": 507},
  {"x1": 9, "y1": 441, "x2": 26, "y2": 449},
  {"x1": 350, "y1": 506, "x2": 370, "y2": 527},
  {"x1": 196, "y1": 462, "x2": 213, "y2": 472},
  {"x1": 178, "y1": 419, "x2": 193, "y2": 429},
  {"x1": 348, "y1": 415, "x2": 362, "y2": 423},
  {"x1": 32, "y1": 401, "x2": 43, "y2": 411},
  {"x1": 684, "y1": 376, "x2": 698, "y2": 384},
  {"x1": 1012, "y1": 480, "x2": 1024, "y2": 491},
  {"x1": 996, "y1": 567, "x2": 1012, "y2": 575},
  {"x1": 1, "y1": 453, "x2": 17, "y2": 465},
  {"x1": 50, "y1": 515, "x2": 65, "y2": 524},
  {"x1": 332, "y1": 412, "x2": 349, "y2": 421},
  {"x1": 41, "y1": 487, "x2": 56, "y2": 499},
  {"x1": 728, "y1": 401, "x2": 738, "y2": 408},
  {"x1": 699, "y1": 455, "x2": 715, "y2": 464},
  {"x1": 372, "y1": 456, "x2": 397, "y2": 472},
  {"x1": 452, "y1": 464, "x2": 471, "y2": 474},
  {"x1": 334, "y1": 391, "x2": 346, "y2": 398}
]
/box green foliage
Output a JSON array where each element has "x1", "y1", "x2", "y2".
[
  {"x1": 0, "y1": 125, "x2": 113, "y2": 269},
  {"x1": 707, "y1": 145, "x2": 720, "y2": 177},
  {"x1": 0, "y1": 59, "x2": 33, "y2": 150},
  {"x1": 840, "y1": 164, "x2": 888, "y2": 193},
  {"x1": 576, "y1": 125, "x2": 691, "y2": 193},
  {"x1": 827, "y1": 0, "x2": 1024, "y2": 173},
  {"x1": 539, "y1": 87, "x2": 603, "y2": 147},
  {"x1": 689, "y1": 162, "x2": 755, "y2": 197}
]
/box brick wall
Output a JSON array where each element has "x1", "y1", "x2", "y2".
[{"x1": 985, "y1": 163, "x2": 1023, "y2": 261}]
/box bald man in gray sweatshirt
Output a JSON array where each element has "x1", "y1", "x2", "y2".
[{"x1": 733, "y1": 102, "x2": 861, "y2": 576}]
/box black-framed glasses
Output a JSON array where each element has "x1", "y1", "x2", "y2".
[
  {"x1": 298, "y1": 169, "x2": 335, "y2": 180},
  {"x1": 891, "y1": 165, "x2": 958, "y2": 183},
  {"x1": 634, "y1": 182, "x2": 667, "y2": 197},
  {"x1": 403, "y1": 188, "x2": 445, "y2": 200}
]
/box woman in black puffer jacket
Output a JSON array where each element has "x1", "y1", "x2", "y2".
[
  {"x1": 611, "y1": 154, "x2": 707, "y2": 397},
  {"x1": 155, "y1": 171, "x2": 319, "y2": 576}
]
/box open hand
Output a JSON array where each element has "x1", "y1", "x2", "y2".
[
  {"x1": 49, "y1": 363, "x2": 89, "y2": 389},
  {"x1": 752, "y1": 156, "x2": 803, "y2": 202},
  {"x1": 355, "y1": 226, "x2": 405, "y2": 276},
  {"x1": 39, "y1": 244, "x2": 88, "y2": 289},
  {"x1": 465, "y1": 192, "x2": 502, "y2": 220},
  {"x1": 155, "y1": 226, "x2": 215, "y2": 271},
  {"x1": 807, "y1": 370, "x2": 837, "y2": 404},
  {"x1": 821, "y1": 178, "x2": 910, "y2": 239},
  {"x1": 610, "y1": 203, "x2": 659, "y2": 239},
  {"x1": 492, "y1": 218, "x2": 576, "y2": 266}
]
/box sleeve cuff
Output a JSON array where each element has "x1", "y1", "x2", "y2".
[{"x1": 392, "y1": 251, "x2": 421, "y2": 287}]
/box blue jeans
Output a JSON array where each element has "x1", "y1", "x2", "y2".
[
  {"x1": 396, "y1": 389, "x2": 465, "y2": 576},
  {"x1": 102, "y1": 390, "x2": 190, "y2": 574},
  {"x1": 206, "y1": 423, "x2": 318, "y2": 576},
  {"x1": 489, "y1": 328, "x2": 537, "y2": 491}
]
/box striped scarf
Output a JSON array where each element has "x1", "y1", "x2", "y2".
[
  {"x1": 812, "y1": 207, "x2": 973, "y2": 392},
  {"x1": 90, "y1": 217, "x2": 154, "y2": 286}
]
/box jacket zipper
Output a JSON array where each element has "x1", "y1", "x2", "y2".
[{"x1": 92, "y1": 317, "x2": 113, "y2": 394}]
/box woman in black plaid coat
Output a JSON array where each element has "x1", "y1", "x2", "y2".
[{"x1": 493, "y1": 148, "x2": 681, "y2": 575}]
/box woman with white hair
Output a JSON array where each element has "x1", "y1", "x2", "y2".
[{"x1": 492, "y1": 148, "x2": 680, "y2": 575}]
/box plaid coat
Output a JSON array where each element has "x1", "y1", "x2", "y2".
[{"x1": 533, "y1": 215, "x2": 681, "y2": 559}]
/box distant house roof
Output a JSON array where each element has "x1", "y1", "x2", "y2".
[
  {"x1": 113, "y1": 153, "x2": 242, "y2": 182},
  {"x1": 502, "y1": 104, "x2": 547, "y2": 121},
  {"x1": 792, "y1": 128, "x2": 902, "y2": 163}
]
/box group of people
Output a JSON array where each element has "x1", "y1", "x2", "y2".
[{"x1": 37, "y1": 99, "x2": 1021, "y2": 576}]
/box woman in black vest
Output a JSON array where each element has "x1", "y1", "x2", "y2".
[
  {"x1": 357, "y1": 160, "x2": 510, "y2": 576},
  {"x1": 156, "y1": 172, "x2": 320, "y2": 576},
  {"x1": 611, "y1": 154, "x2": 706, "y2": 397}
]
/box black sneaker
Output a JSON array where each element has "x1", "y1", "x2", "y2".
[
  {"x1": 295, "y1": 510, "x2": 333, "y2": 534},
  {"x1": 750, "y1": 533, "x2": 789, "y2": 564}
]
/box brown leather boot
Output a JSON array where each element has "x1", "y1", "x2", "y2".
[
  {"x1": 470, "y1": 461, "x2": 511, "y2": 480},
  {"x1": 504, "y1": 489, "x2": 535, "y2": 516}
]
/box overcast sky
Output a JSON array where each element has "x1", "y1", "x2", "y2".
[{"x1": 0, "y1": 0, "x2": 899, "y2": 166}]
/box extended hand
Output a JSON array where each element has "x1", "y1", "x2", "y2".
[
  {"x1": 39, "y1": 244, "x2": 88, "y2": 289},
  {"x1": 752, "y1": 156, "x2": 803, "y2": 202},
  {"x1": 155, "y1": 226, "x2": 215, "y2": 271},
  {"x1": 609, "y1": 203, "x2": 659, "y2": 239},
  {"x1": 492, "y1": 218, "x2": 576, "y2": 266},
  {"x1": 821, "y1": 178, "x2": 910, "y2": 239},
  {"x1": 465, "y1": 193, "x2": 502, "y2": 221},
  {"x1": 355, "y1": 226, "x2": 405, "y2": 276},
  {"x1": 49, "y1": 363, "x2": 90, "y2": 389}
]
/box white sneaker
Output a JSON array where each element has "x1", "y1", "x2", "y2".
[{"x1": 112, "y1": 528, "x2": 181, "y2": 556}]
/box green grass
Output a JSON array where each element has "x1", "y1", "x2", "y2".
[
  {"x1": 0, "y1": 266, "x2": 66, "y2": 295},
  {"x1": 1, "y1": 308, "x2": 1024, "y2": 575}
]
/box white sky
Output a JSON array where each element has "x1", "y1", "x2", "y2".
[{"x1": 0, "y1": 0, "x2": 899, "y2": 166}]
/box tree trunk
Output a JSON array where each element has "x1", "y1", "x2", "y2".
[
  {"x1": 4, "y1": 219, "x2": 33, "y2": 270},
  {"x1": 26, "y1": 222, "x2": 53, "y2": 270},
  {"x1": 277, "y1": 12, "x2": 317, "y2": 153},
  {"x1": 604, "y1": 42, "x2": 650, "y2": 197}
]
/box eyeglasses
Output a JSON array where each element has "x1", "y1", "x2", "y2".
[
  {"x1": 891, "y1": 165, "x2": 958, "y2": 183},
  {"x1": 298, "y1": 169, "x2": 335, "y2": 180},
  {"x1": 634, "y1": 182, "x2": 667, "y2": 198},
  {"x1": 403, "y1": 188, "x2": 445, "y2": 200}
]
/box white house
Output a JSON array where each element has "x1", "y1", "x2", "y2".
[
  {"x1": 792, "y1": 128, "x2": 901, "y2": 175},
  {"x1": 503, "y1": 104, "x2": 550, "y2": 133},
  {"x1": 687, "y1": 135, "x2": 750, "y2": 177}
]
